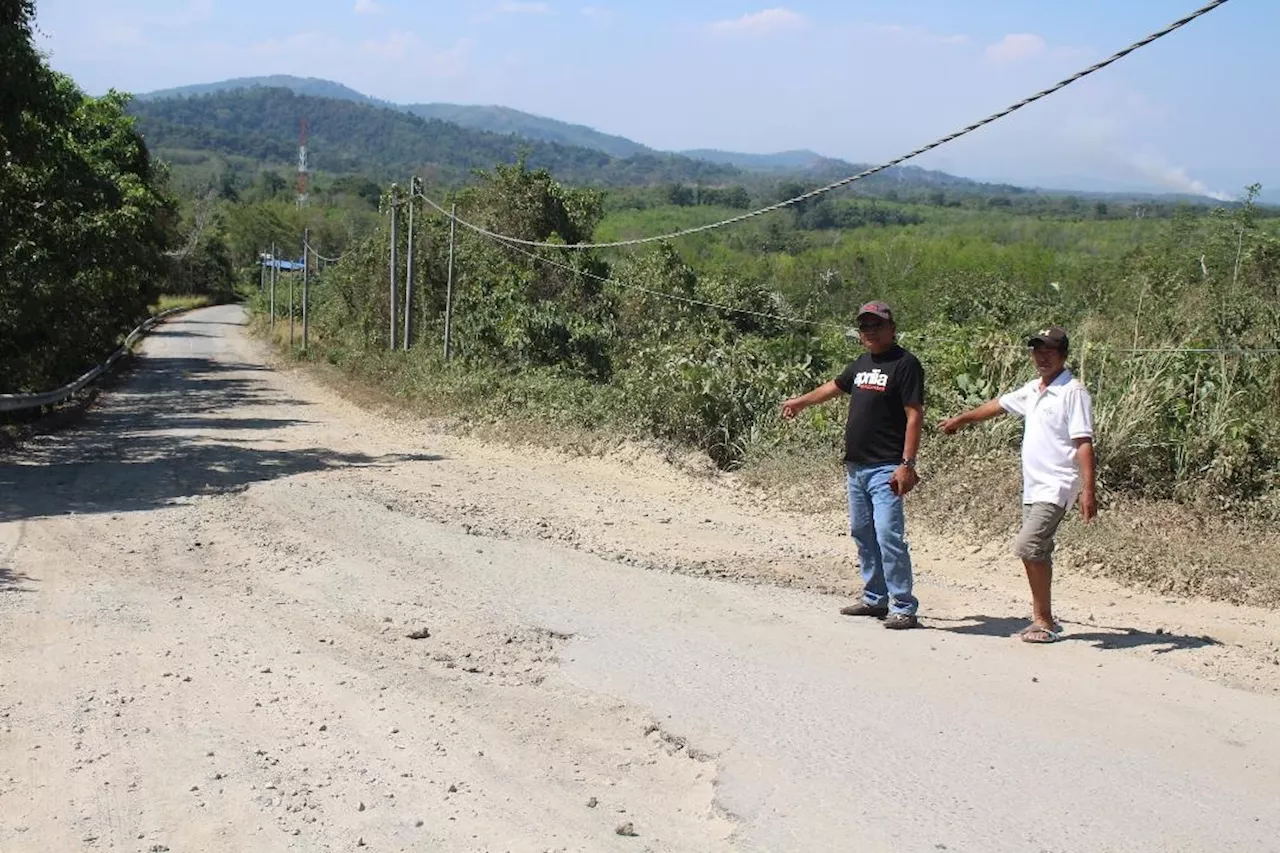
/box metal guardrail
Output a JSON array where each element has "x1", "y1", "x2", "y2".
[{"x1": 0, "y1": 307, "x2": 188, "y2": 413}]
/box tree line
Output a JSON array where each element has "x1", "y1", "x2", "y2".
[{"x1": 1, "y1": 2, "x2": 172, "y2": 396}]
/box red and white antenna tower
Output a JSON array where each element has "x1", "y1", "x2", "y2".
[{"x1": 296, "y1": 118, "x2": 309, "y2": 207}]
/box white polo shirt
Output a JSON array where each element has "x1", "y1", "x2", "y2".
[{"x1": 998, "y1": 370, "x2": 1094, "y2": 508}]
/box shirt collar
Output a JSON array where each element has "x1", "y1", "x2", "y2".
[{"x1": 1039, "y1": 369, "x2": 1073, "y2": 394}]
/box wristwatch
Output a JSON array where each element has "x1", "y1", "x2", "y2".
[{"x1": 901, "y1": 458, "x2": 917, "y2": 469}]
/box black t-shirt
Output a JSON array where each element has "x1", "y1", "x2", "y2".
[{"x1": 833, "y1": 345, "x2": 924, "y2": 466}]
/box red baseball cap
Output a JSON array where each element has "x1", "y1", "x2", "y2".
[{"x1": 857, "y1": 301, "x2": 894, "y2": 321}]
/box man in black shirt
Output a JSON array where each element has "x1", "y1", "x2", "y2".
[{"x1": 782, "y1": 301, "x2": 925, "y2": 629}]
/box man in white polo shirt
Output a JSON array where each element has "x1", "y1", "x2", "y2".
[{"x1": 938, "y1": 326, "x2": 1096, "y2": 644}]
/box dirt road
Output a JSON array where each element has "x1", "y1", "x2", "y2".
[{"x1": 2, "y1": 305, "x2": 1278, "y2": 853}]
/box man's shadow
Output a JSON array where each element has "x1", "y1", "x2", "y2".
[{"x1": 930, "y1": 615, "x2": 1219, "y2": 654}]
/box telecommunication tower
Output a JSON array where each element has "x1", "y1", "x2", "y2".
[{"x1": 296, "y1": 119, "x2": 309, "y2": 207}]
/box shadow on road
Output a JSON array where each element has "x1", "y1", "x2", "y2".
[
  {"x1": 930, "y1": 614, "x2": 1219, "y2": 654},
  {"x1": 145, "y1": 328, "x2": 217, "y2": 339},
  {"x1": 179, "y1": 318, "x2": 244, "y2": 327},
  {"x1": 0, "y1": 563, "x2": 35, "y2": 593},
  {"x1": 0, "y1": 353, "x2": 444, "y2": 522}
]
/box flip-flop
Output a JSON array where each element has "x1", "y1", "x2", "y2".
[{"x1": 1018, "y1": 624, "x2": 1063, "y2": 644}]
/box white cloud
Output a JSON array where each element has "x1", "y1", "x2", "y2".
[
  {"x1": 354, "y1": 0, "x2": 383, "y2": 14},
  {"x1": 497, "y1": 2, "x2": 552, "y2": 14},
  {"x1": 709, "y1": 8, "x2": 806, "y2": 38},
  {"x1": 985, "y1": 33, "x2": 1047, "y2": 64}
]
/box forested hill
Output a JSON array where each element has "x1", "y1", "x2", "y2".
[
  {"x1": 139, "y1": 75, "x2": 653, "y2": 158},
  {"x1": 402, "y1": 103, "x2": 650, "y2": 159},
  {"x1": 127, "y1": 87, "x2": 742, "y2": 186},
  {"x1": 138, "y1": 75, "x2": 376, "y2": 105}
]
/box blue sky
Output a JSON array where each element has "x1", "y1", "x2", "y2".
[{"x1": 33, "y1": 0, "x2": 1275, "y2": 198}]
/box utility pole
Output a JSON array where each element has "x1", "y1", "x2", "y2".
[
  {"x1": 443, "y1": 202, "x2": 457, "y2": 363},
  {"x1": 403, "y1": 177, "x2": 417, "y2": 351},
  {"x1": 270, "y1": 241, "x2": 277, "y2": 332},
  {"x1": 302, "y1": 229, "x2": 310, "y2": 353},
  {"x1": 388, "y1": 183, "x2": 399, "y2": 351},
  {"x1": 288, "y1": 251, "x2": 295, "y2": 348}
]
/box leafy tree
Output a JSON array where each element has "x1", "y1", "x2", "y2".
[
  {"x1": 1, "y1": 1, "x2": 174, "y2": 393},
  {"x1": 328, "y1": 175, "x2": 382, "y2": 208},
  {"x1": 448, "y1": 162, "x2": 616, "y2": 376},
  {"x1": 256, "y1": 170, "x2": 289, "y2": 200}
]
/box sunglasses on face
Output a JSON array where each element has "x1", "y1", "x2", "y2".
[{"x1": 858, "y1": 321, "x2": 887, "y2": 332}]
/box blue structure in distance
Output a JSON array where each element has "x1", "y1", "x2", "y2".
[{"x1": 259, "y1": 253, "x2": 305, "y2": 272}]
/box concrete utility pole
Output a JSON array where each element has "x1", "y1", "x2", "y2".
[
  {"x1": 443, "y1": 203, "x2": 457, "y2": 363},
  {"x1": 388, "y1": 183, "x2": 399, "y2": 352},
  {"x1": 301, "y1": 229, "x2": 310, "y2": 352},
  {"x1": 288, "y1": 253, "x2": 295, "y2": 348},
  {"x1": 404, "y1": 177, "x2": 418, "y2": 351},
  {"x1": 270, "y1": 242, "x2": 277, "y2": 332}
]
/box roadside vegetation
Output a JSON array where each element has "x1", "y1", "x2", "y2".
[{"x1": 262, "y1": 166, "x2": 1280, "y2": 603}]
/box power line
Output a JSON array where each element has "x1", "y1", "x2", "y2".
[
  {"x1": 304, "y1": 241, "x2": 342, "y2": 264},
  {"x1": 414, "y1": 0, "x2": 1232, "y2": 251},
  {"x1": 444, "y1": 212, "x2": 847, "y2": 330},
  {"x1": 1110, "y1": 347, "x2": 1280, "y2": 356},
  {"x1": 894, "y1": 334, "x2": 1280, "y2": 356},
  {"x1": 423, "y1": 204, "x2": 1280, "y2": 354}
]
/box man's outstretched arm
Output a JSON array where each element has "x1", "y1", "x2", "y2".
[
  {"x1": 782, "y1": 380, "x2": 844, "y2": 419},
  {"x1": 938, "y1": 399, "x2": 1006, "y2": 434}
]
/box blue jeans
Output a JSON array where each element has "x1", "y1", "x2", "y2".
[{"x1": 846, "y1": 462, "x2": 918, "y2": 615}]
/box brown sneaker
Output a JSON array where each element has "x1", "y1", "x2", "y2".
[
  {"x1": 883, "y1": 612, "x2": 920, "y2": 630},
  {"x1": 839, "y1": 602, "x2": 889, "y2": 618}
]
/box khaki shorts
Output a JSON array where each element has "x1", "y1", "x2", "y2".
[{"x1": 1013, "y1": 502, "x2": 1067, "y2": 563}]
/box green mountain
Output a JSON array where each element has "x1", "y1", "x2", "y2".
[
  {"x1": 133, "y1": 76, "x2": 1235, "y2": 204},
  {"x1": 138, "y1": 76, "x2": 652, "y2": 159},
  {"x1": 137, "y1": 77, "x2": 872, "y2": 172},
  {"x1": 402, "y1": 103, "x2": 649, "y2": 158},
  {"x1": 677, "y1": 149, "x2": 826, "y2": 172},
  {"x1": 138, "y1": 75, "x2": 377, "y2": 104},
  {"x1": 126, "y1": 87, "x2": 741, "y2": 187},
  {"x1": 135, "y1": 76, "x2": 1241, "y2": 204},
  {"x1": 131, "y1": 76, "x2": 1032, "y2": 192},
  {"x1": 805, "y1": 160, "x2": 1026, "y2": 193}
]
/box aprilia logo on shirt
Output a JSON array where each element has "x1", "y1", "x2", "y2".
[{"x1": 855, "y1": 369, "x2": 889, "y2": 392}]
